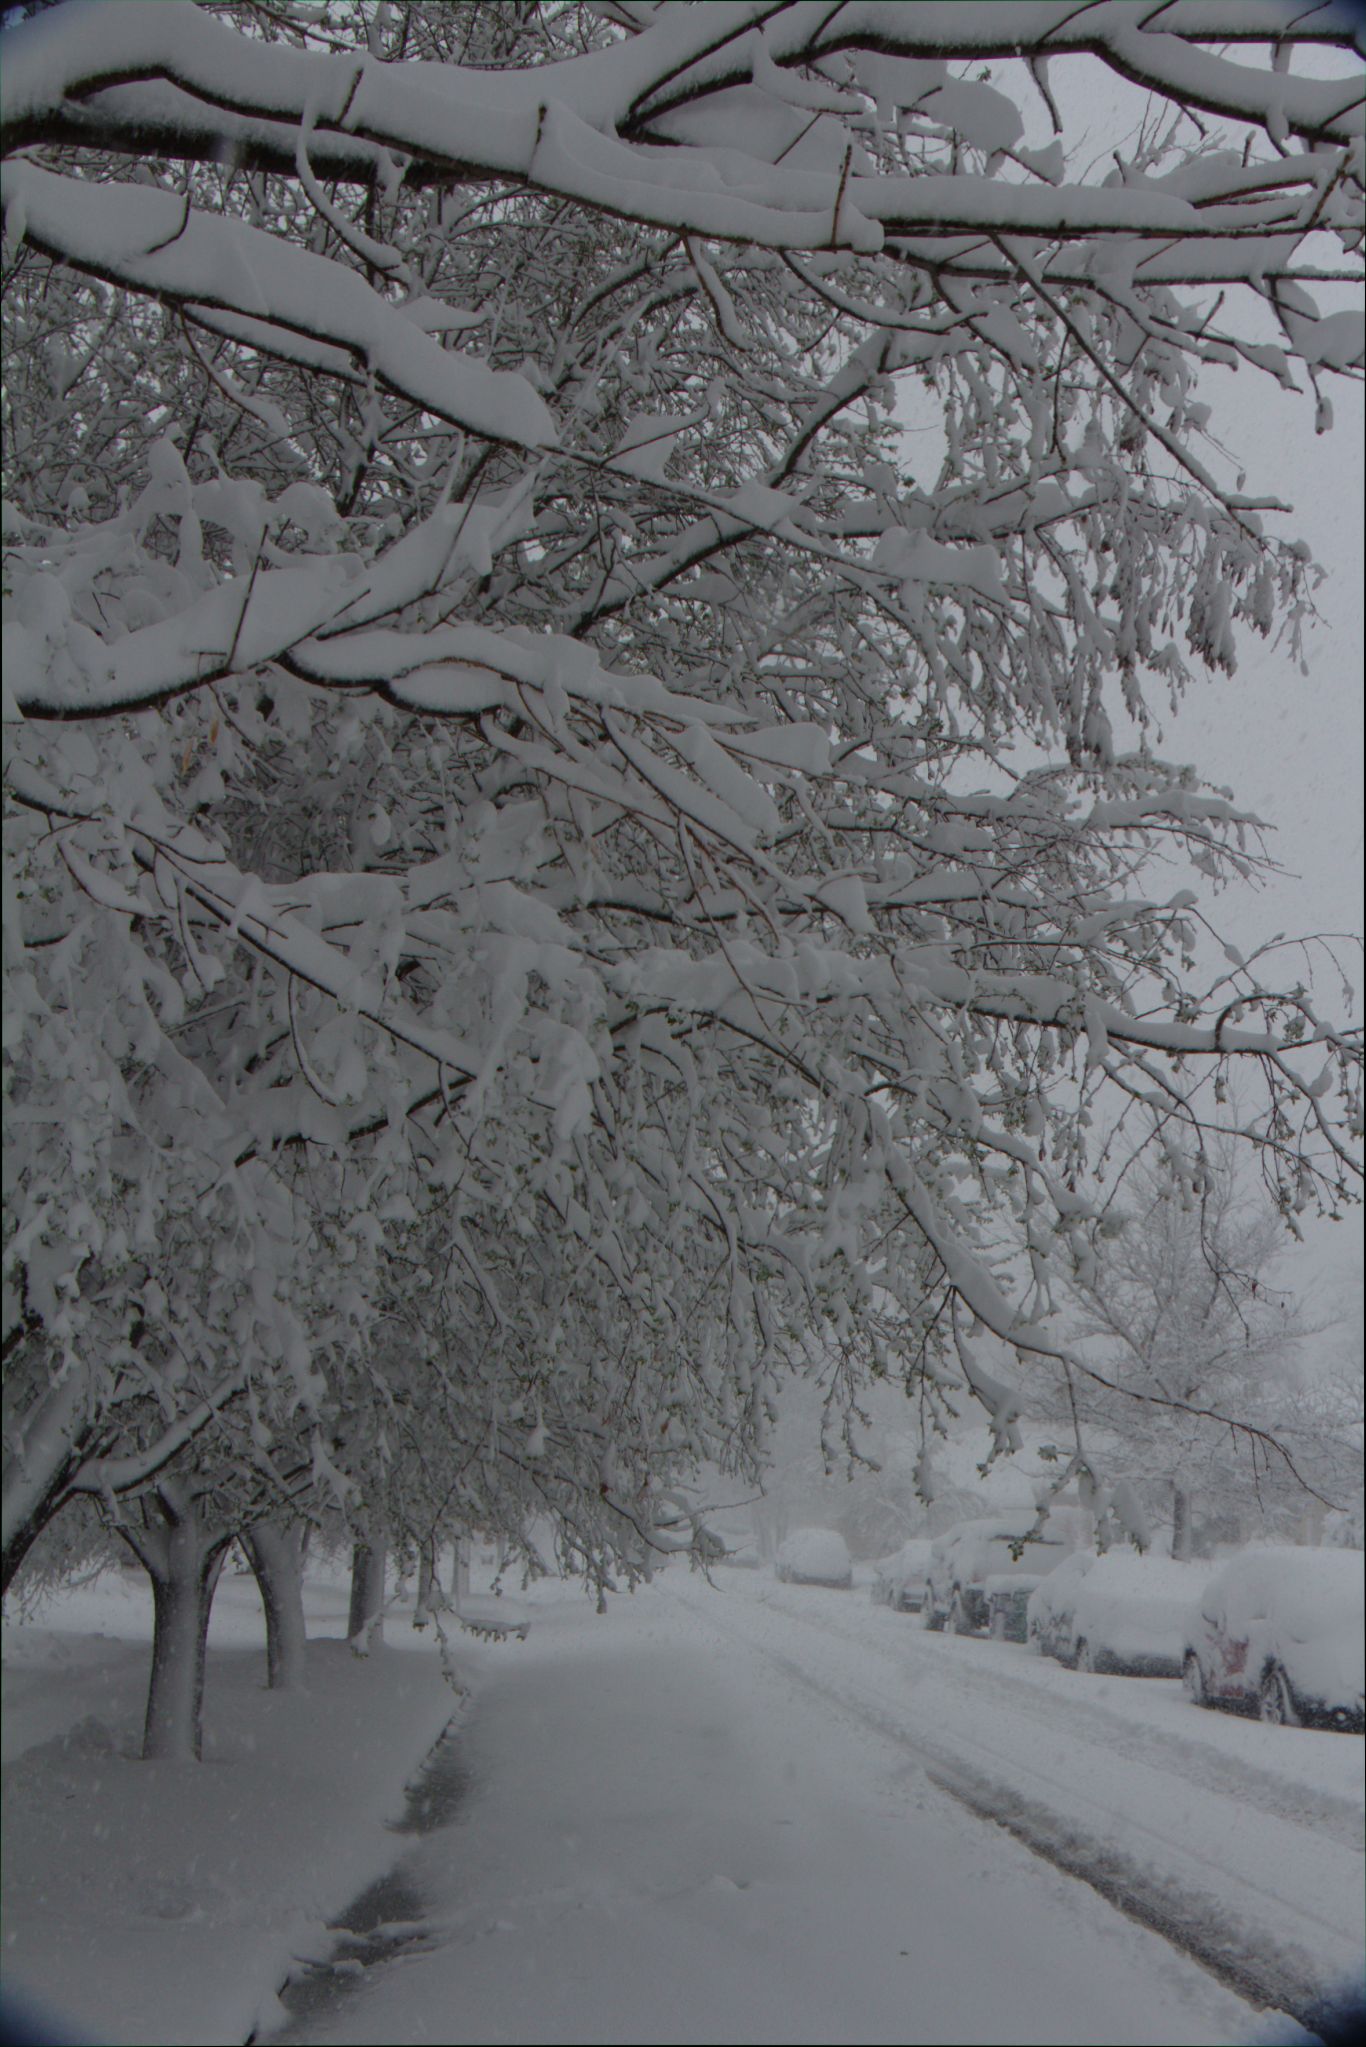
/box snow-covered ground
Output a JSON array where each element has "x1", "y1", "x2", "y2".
[
  {"x1": 688, "y1": 1575, "x2": 1364, "y2": 2012},
  {"x1": 2, "y1": 1558, "x2": 455, "y2": 2046},
  {"x1": 3, "y1": 1560, "x2": 1362, "y2": 2046}
]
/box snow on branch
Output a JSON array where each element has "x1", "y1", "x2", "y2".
[
  {"x1": 3, "y1": 0, "x2": 1361, "y2": 1593},
  {"x1": 3, "y1": 1, "x2": 1361, "y2": 275},
  {"x1": 1, "y1": 160, "x2": 557, "y2": 451}
]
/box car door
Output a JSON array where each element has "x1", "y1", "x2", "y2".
[{"x1": 1208, "y1": 1576, "x2": 1255, "y2": 1700}]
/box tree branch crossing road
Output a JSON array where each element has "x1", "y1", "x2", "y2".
[{"x1": 275, "y1": 1572, "x2": 1362, "y2": 2046}]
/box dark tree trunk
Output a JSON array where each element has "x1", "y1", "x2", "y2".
[
  {"x1": 449, "y1": 1537, "x2": 470, "y2": 1608},
  {"x1": 347, "y1": 1539, "x2": 386, "y2": 1654},
  {"x1": 122, "y1": 1485, "x2": 232, "y2": 1761},
  {"x1": 414, "y1": 1537, "x2": 448, "y2": 1628},
  {"x1": 243, "y1": 1519, "x2": 309, "y2": 1689},
  {"x1": 1172, "y1": 1485, "x2": 1193, "y2": 1562}
]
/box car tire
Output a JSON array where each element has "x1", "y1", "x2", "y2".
[
  {"x1": 1259, "y1": 1666, "x2": 1301, "y2": 1729},
  {"x1": 1182, "y1": 1651, "x2": 1207, "y2": 1707},
  {"x1": 949, "y1": 1592, "x2": 973, "y2": 1636}
]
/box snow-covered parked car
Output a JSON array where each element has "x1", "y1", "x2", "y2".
[
  {"x1": 1027, "y1": 1550, "x2": 1093, "y2": 1660},
  {"x1": 775, "y1": 1528, "x2": 853, "y2": 1588},
  {"x1": 921, "y1": 1508, "x2": 1087, "y2": 1637},
  {"x1": 1027, "y1": 1551, "x2": 1215, "y2": 1675},
  {"x1": 871, "y1": 1539, "x2": 934, "y2": 1612},
  {"x1": 1182, "y1": 1547, "x2": 1365, "y2": 1731}
]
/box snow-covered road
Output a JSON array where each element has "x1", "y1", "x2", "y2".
[
  {"x1": 683, "y1": 1573, "x2": 1364, "y2": 2020},
  {"x1": 276, "y1": 1570, "x2": 1362, "y2": 2046}
]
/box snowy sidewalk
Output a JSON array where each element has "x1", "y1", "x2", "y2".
[
  {"x1": 2, "y1": 1567, "x2": 456, "y2": 2047},
  {"x1": 283, "y1": 1573, "x2": 1257, "y2": 2047}
]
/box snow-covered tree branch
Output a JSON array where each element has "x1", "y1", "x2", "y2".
[{"x1": 3, "y1": 0, "x2": 1362, "y2": 1623}]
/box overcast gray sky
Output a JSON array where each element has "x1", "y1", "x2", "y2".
[
  {"x1": 933, "y1": 44, "x2": 1365, "y2": 1332},
  {"x1": 1157, "y1": 362, "x2": 1363, "y2": 1325}
]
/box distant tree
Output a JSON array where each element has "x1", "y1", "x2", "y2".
[
  {"x1": 1046, "y1": 1148, "x2": 1324, "y2": 1554},
  {"x1": 1278, "y1": 1355, "x2": 1365, "y2": 1547},
  {"x1": 4, "y1": 2, "x2": 1363, "y2": 1671}
]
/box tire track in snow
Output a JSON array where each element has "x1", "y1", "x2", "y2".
[
  {"x1": 920, "y1": 1767, "x2": 1346, "y2": 2041},
  {"x1": 738, "y1": 1610, "x2": 1350, "y2": 1974},
  {"x1": 676, "y1": 1578, "x2": 1359, "y2": 2039},
  {"x1": 757, "y1": 1580, "x2": 1364, "y2": 1850},
  {"x1": 735, "y1": 1582, "x2": 1362, "y2": 1948}
]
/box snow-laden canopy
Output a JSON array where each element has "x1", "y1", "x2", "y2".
[{"x1": 3, "y1": 0, "x2": 1362, "y2": 1596}]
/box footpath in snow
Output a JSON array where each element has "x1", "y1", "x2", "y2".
[{"x1": 274, "y1": 1572, "x2": 1268, "y2": 2047}]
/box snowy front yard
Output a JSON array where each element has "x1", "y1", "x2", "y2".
[
  {"x1": 3, "y1": 1559, "x2": 1362, "y2": 2046},
  {"x1": 2, "y1": 1559, "x2": 453, "y2": 2045}
]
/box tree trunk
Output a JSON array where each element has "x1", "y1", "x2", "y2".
[
  {"x1": 121, "y1": 1485, "x2": 232, "y2": 1761},
  {"x1": 1171, "y1": 1485, "x2": 1193, "y2": 1562},
  {"x1": 347, "y1": 1539, "x2": 386, "y2": 1654},
  {"x1": 243, "y1": 1519, "x2": 309, "y2": 1689},
  {"x1": 449, "y1": 1537, "x2": 470, "y2": 1609},
  {"x1": 414, "y1": 1537, "x2": 450, "y2": 1629}
]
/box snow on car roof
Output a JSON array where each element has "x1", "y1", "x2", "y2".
[
  {"x1": 935, "y1": 1507, "x2": 1085, "y2": 1550},
  {"x1": 1208, "y1": 1546, "x2": 1364, "y2": 1635},
  {"x1": 1079, "y1": 1554, "x2": 1207, "y2": 1593},
  {"x1": 934, "y1": 1511, "x2": 1042, "y2": 1543},
  {"x1": 777, "y1": 1528, "x2": 851, "y2": 1564}
]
